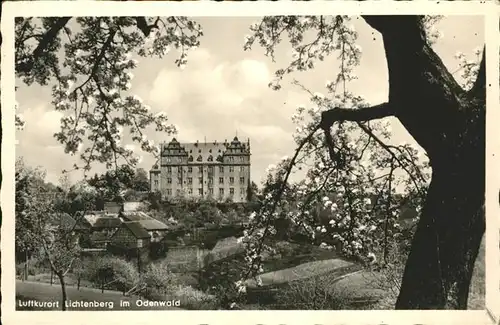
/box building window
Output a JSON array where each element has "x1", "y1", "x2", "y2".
[
  {"x1": 167, "y1": 178, "x2": 172, "y2": 184},
  {"x1": 219, "y1": 188, "x2": 224, "y2": 195},
  {"x1": 240, "y1": 177, "x2": 245, "y2": 184},
  {"x1": 167, "y1": 189, "x2": 172, "y2": 195},
  {"x1": 229, "y1": 177, "x2": 234, "y2": 184},
  {"x1": 188, "y1": 177, "x2": 192, "y2": 184},
  {"x1": 188, "y1": 188, "x2": 193, "y2": 195},
  {"x1": 240, "y1": 188, "x2": 245, "y2": 195},
  {"x1": 208, "y1": 177, "x2": 213, "y2": 185},
  {"x1": 229, "y1": 156, "x2": 234, "y2": 162},
  {"x1": 197, "y1": 155, "x2": 203, "y2": 162},
  {"x1": 219, "y1": 166, "x2": 224, "y2": 173},
  {"x1": 208, "y1": 166, "x2": 214, "y2": 173},
  {"x1": 177, "y1": 178, "x2": 182, "y2": 185},
  {"x1": 240, "y1": 157, "x2": 245, "y2": 162},
  {"x1": 188, "y1": 166, "x2": 192, "y2": 173},
  {"x1": 198, "y1": 188, "x2": 203, "y2": 195},
  {"x1": 219, "y1": 177, "x2": 224, "y2": 184},
  {"x1": 230, "y1": 188, "x2": 235, "y2": 195},
  {"x1": 209, "y1": 188, "x2": 214, "y2": 195},
  {"x1": 240, "y1": 166, "x2": 245, "y2": 172},
  {"x1": 207, "y1": 155, "x2": 213, "y2": 162},
  {"x1": 176, "y1": 189, "x2": 181, "y2": 195},
  {"x1": 167, "y1": 166, "x2": 172, "y2": 173},
  {"x1": 198, "y1": 177, "x2": 203, "y2": 184},
  {"x1": 154, "y1": 180, "x2": 159, "y2": 186},
  {"x1": 165, "y1": 157, "x2": 171, "y2": 163},
  {"x1": 229, "y1": 166, "x2": 234, "y2": 172},
  {"x1": 198, "y1": 167, "x2": 203, "y2": 174}
]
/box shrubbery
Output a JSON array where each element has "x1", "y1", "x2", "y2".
[
  {"x1": 141, "y1": 261, "x2": 179, "y2": 299},
  {"x1": 172, "y1": 285, "x2": 217, "y2": 310},
  {"x1": 86, "y1": 256, "x2": 140, "y2": 293},
  {"x1": 274, "y1": 274, "x2": 350, "y2": 310}
]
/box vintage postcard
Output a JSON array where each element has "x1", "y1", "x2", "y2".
[{"x1": 1, "y1": 1, "x2": 499, "y2": 325}]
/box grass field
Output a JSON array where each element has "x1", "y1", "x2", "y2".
[{"x1": 246, "y1": 258, "x2": 354, "y2": 288}]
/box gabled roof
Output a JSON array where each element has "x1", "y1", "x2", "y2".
[
  {"x1": 52, "y1": 213, "x2": 90, "y2": 231},
  {"x1": 120, "y1": 211, "x2": 169, "y2": 231},
  {"x1": 121, "y1": 221, "x2": 151, "y2": 239},
  {"x1": 91, "y1": 217, "x2": 122, "y2": 229},
  {"x1": 160, "y1": 137, "x2": 250, "y2": 164},
  {"x1": 80, "y1": 211, "x2": 121, "y2": 228}
]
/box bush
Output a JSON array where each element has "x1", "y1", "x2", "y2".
[
  {"x1": 274, "y1": 274, "x2": 350, "y2": 310},
  {"x1": 141, "y1": 260, "x2": 179, "y2": 299},
  {"x1": 197, "y1": 253, "x2": 249, "y2": 309},
  {"x1": 172, "y1": 285, "x2": 218, "y2": 310},
  {"x1": 198, "y1": 253, "x2": 247, "y2": 291},
  {"x1": 87, "y1": 256, "x2": 140, "y2": 293}
]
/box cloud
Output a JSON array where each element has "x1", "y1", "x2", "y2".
[
  {"x1": 14, "y1": 17, "x2": 482, "y2": 187},
  {"x1": 143, "y1": 48, "x2": 287, "y2": 146},
  {"x1": 17, "y1": 105, "x2": 63, "y2": 147}
]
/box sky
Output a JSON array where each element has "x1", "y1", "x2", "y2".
[{"x1": 15, "y1": 16, "x2": 484, "y2": 186}]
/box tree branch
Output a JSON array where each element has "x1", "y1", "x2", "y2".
[
  {"x1": 319, "y1": 103, "x2": 395, "y2": 166},
  {"x1": 468, "y1": 46, "x2": 485, "y2": 99},
  {"x1": 319, "y1": 102, "x2": 395, "y2": 130},
  {"x1": 134, "y1": 17, "x2": 159, "y2": 37},
  {"x1": 17, "y1": 17, "x2": 71, "y2": 74}
]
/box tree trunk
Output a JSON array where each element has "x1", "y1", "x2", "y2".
[
  {"x1": 24, "y1": 251, "x2": 29, "y2": 281},
  {"x1": 361, "y1": 16, "x2": 485, "y2": 309},
  {"x1": 56, "y1": 272, "x2": 68, "y2": 311}
]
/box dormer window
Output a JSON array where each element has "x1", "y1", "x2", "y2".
[
  {"x1": 197, "y1": 155, "x2": 203, "y2": 162},
  {"x1": 207, "y1": 155, "x2": 213, "y2": 162},
  {"x1": 188, "y1": 156, "x2": 194, "y2": 162},
  {"x1": 216, "y1": 155, "x2": 223, "y2": 162}
]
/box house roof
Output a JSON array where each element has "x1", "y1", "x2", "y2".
[
  {"x1": 159, "y1": 137, "x2": 250, "y2": 165},
  {"x1": 92, "y1": 217, "x2": 122, "y2": 229},
  {"x1": 80, "y1": 211, "x2": 121, "y2": 228},
  {"x1": 122, "y1": 221, "x2": 151, "y2": 239},
  {"x1": 121, "y1": 211, "x2": 169, "y2": 231},
  {"x1": 52, "y1": 213, "x2": 90, "y2": 231}
]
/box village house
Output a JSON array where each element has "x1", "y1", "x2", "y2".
[
  {"x1": 69, "y1": 202, "x2": 169, "y2": 254},
  {"x1": 111, "y1": 221, "x2": 151, "y2": 249},
  {"x1": 109, "y1": 221, "x2": 151, "y2": 272},
  {"x1": 120, "y1": 211, "x2": 169, "y2": 242}
]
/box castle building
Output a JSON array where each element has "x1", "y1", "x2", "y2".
[{"x1": 150, "y1": 136, "x2": 251, "y2": 203}]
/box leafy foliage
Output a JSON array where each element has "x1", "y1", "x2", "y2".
[
  {"x1": 16, "y1": 17, "x2": 203, "y2": 171},
  {"x1": 234, "y1": 15, "x2": 482, "y2": 302},
  {"x1": 87, "y1": 256, "x2": 140, "y2": 293}
]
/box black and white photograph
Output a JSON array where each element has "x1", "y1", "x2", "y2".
[{"x1": 2, "y1": 1, "x2": 498, "y2": 324}]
